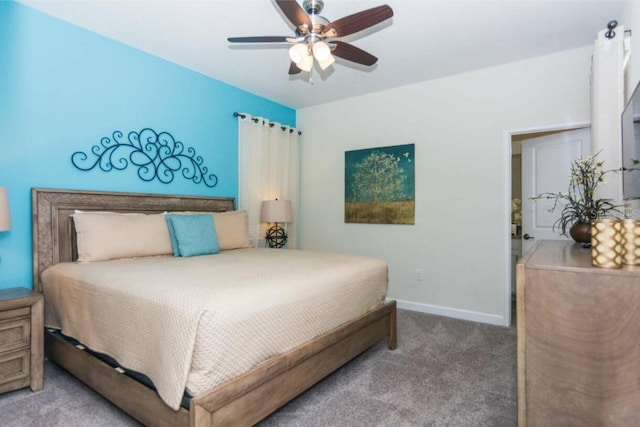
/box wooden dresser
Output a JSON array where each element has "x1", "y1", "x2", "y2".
[
  {"x1": 516, "y1": 240, "x2": 640, "y2": 426},
  {"x1": 0, "y1": 287, "x2": 44, "y2": 394}
]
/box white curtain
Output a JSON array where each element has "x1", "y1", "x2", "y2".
[{"x1": 237, "y1": 113, "x2": 300, "y2": 248}]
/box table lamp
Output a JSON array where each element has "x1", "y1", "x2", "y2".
[
  {"x1": 261, "y1": 199, "x2": 293, "y2": 248},
  {"x1": 0, "y1": 187, "x2": 10, "y2": 267},
  {"x1": 0, "y1": 187, "x2": 10, "y2": 232}
]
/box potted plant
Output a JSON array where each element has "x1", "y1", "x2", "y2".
[{"x1": 532, "y1": 152, "x2": 621, "y2": 244}]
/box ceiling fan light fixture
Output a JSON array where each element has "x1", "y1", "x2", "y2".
[
  {"x1": 312, "y1": 41, "x2": 331, "y2": 61},
  {"x1": 289, "y1": 43, "x2": 309, "y2": 64},
  {"x1": 228, "y1": 1, "x2": 394, "y2": 77},
  {"x1": 298, "y1": 54, "x2": 314, "y2": 72},
  {"x1": 317, "y1": 54, "x2": 335, "y2": 70}
]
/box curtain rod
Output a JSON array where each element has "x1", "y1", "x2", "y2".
[{"x1": 233, "y1": 112, "x2": 301, "y2": 135}]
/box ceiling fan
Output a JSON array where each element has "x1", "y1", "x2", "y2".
[{"x1": 227, "y1": 0, "x2": 394, "y2": 75}]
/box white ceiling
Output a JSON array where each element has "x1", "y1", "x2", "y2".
[{"x1": 18, "y1": 0, "x2": 625, "y2": 109}]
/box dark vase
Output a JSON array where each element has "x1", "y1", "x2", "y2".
[{"x1": 569, "y1": 222, "x2": 591, "y2": 244}]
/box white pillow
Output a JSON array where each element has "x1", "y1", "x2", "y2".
[
  {"x1": 72, "y1": 211, "x2": 173, "y2": 262},
  {"x1": 212, "y1": 210, "x2": 250, "y2": 250},
  {"x1": 166, "y1": 210, "x2": 251, "y2": 251}
]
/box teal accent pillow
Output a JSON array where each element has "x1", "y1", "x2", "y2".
[
  {"x1": 166, "y1": 214, "x2": 220, "y2": 257},
  {"x1": 166, "y1": 215, "x2": 181, "y2": 256}
]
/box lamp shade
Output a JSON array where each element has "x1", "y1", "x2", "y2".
[
  {"x1": 289, "y1": 44, "x2": 308, "y2": 64},
  {"x1": 261, "y1": 199, "x2": 293, "y2": 223},
  {"x1": 297, "y1": 54, "x2": 313, "y2": 72},
  {"x1": 317, "y1": 54, "x2": 335, "y2": 70},
  {"x1": 312, "y1": 41, "x2": 331, "y2": 61},
  {"x1": 0, "y1": 187, "x2": 10, "y2": 232}
]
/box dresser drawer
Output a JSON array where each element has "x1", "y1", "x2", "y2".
[
  {"x1": 0, "y1": 317, "x2": 31, "y2": 353},
  {"x1": 0, "y1": 349, "x2": 30, "y2": 386}
]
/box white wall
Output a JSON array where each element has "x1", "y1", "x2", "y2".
[
  {"x1": 623, "y1": 1, "x2": 640, "y2": 214},
  {"x1": 297, "y1": 46, "x2": 593, "y2": 326},
  {"x1": 624, "y1": 0, "x2": 640, "y2": 92}
]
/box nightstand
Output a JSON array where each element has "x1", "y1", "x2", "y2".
[{"x1": 0, "y1": 287, "x2": 44, "y2": 394}]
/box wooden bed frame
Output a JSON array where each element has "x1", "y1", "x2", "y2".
[{"x1": 32, "y1": 188, "x2": 397, "y2": 427}]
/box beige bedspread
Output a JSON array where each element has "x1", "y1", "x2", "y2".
[{"x1": 41, "y1": 248, "x2": 388, "y2": 410}]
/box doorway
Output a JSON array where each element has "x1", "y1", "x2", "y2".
[{"x1": 506, "y1": 123, "x2": 591, "y2": 326}]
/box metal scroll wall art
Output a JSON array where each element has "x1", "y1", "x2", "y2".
[{"x1": 71, "y1": 128, "x2": 218, "y2": 188}]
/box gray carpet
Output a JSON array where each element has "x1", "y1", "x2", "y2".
[{"x1": 0, "y1": 310, "x2": 517, "y2": 426}]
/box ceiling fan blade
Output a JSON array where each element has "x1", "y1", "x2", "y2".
[
  {"x1": 275, "y1": 0, "x2": 312, "y2": 28},
  {"x1": 289, "y1": 62, "x2": 302, "y2": 75},
  {"x1": 227, "y1": 36, "x2": 290, "y2": 43},
  {"x1": 323, "y1": 5, "x2": 393, "y2": 38},
  {"x1": 332, "y1": 41, "x2": 378, "y2": 66}
]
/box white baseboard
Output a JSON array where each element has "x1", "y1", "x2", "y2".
[{"x1": 390, "y1": 298, "x2": 507, "y2": 327}]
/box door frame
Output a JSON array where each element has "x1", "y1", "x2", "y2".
[{"x1": 502, "y1": 120, "x2": 590, "y2": 326}]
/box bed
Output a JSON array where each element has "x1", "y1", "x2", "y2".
[{"x1": 32, "y1": 188, "x2": 397, "y2": 427}]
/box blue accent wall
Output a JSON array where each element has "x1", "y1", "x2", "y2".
[{"x1": 0, "y1": 2, "x2": 296, "y2": 290}]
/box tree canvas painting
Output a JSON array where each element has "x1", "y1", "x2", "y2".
[{"x1": 345, "y1": 144, "x2": 415, "y2": 224}]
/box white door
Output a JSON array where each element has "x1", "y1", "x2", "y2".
[{"x1": 521, "y1": 128, "x2": 591, "y2": 255}]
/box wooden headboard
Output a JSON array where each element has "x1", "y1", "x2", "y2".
[{"x1": 32, "y1": 188, "x2": 235, "y2": 292}]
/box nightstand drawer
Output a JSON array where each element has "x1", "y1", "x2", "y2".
[
  {"x1": 0, "y1": 288, "x2": 43, "y2": 394},
  {"x1": 0, "y1": 307, "x2": 30, "y2": 322},
  {"x1": 0, "y1": 317, "x2": 31, "y2": 353},
  {"x1": 0, "y1": 349, "x2": 30, "y2": 386}
]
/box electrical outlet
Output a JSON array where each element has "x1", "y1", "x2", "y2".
[{"x1": 415, "y1": 268, "x2": 424, "y2": 282}]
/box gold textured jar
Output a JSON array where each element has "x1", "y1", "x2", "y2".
[
  {"x1": 621, "y1": 219, "x2": 640, "y2": 266},
  {"x1": 591, "y1": 219, "x2": 623, "y2": 268}
]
